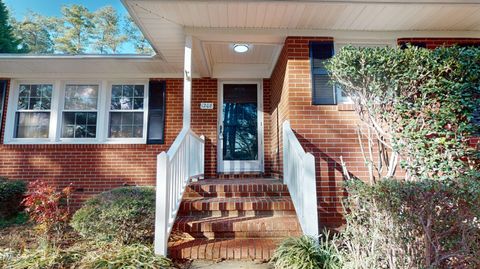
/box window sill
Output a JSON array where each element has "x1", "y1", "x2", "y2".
[{"x1": 3, "y1": 138, "x2": 148, "y2": 145}]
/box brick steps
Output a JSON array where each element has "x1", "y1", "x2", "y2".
[
  {"x1": 169, "y1": 238, "x2": 282, "y2": 261},
  {"x1": 179, "y1": 197, "x2": 295, "y2": 213},
  {"x1": 173, "y1": 215, "x2": 301, "y2": 239},
  {"x1": 169, "y1": 178, "x2": 300, "y2": 261},
  {"x1": 184, "y1": 179, "x2": 289, "y2": 198}
]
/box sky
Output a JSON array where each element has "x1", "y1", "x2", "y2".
[
  {"x1": 4, "y1": 0, "x2": 129, "y2": 19},
  {"x1": 4, "y1": 0, "x2": 137, "y2": 53}
]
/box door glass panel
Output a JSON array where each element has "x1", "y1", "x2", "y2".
[{"x1": 222, "y1": 84, "x2": 258, "y2": 161}]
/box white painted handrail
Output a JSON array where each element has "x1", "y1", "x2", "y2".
[
  {"x1": 283, "y1": 121, "x2": 319, "y2": 239},
  {"x1": 154, "y1": 127, "x2": 205, "y2": 255}
]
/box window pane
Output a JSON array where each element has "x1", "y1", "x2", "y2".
[
  {"x1": 108, "y1": 112, "x2": 144, "y2": 138},
  {"x1": 134, "y1": 85, "x2": 144, "y2": 97},
  {"x1": 18, "y1": 84, "x2": 52, "y2": 110},
  {"x1": 61, "y1": 112, "x2": 97, "y2": 138},
  {"x1": 111, "y1": 85, "x2": 144, "y2": 111},
  {"x1": 15, "y1": 112, "x2": 50, "y2": 138},
  {"x1": 64, "y1": 85, "x2": 98, "y2": 110}
]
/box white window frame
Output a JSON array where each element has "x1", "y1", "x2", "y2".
[
  {"x1": 58, "y1": 80, "x2": 102, "y2": 143},
  {"x1": 4, "y1": 80, "x2": 59, "y2": 144},
  {"x1": 333, "y1": 39, "x2": 396, "y2": 104},
  {"x1": 4, "y1": 79, "x2": 149, "y2": 145},
  {"x1": 105, "y1": 81, "x2": 149, "y2": 144}
]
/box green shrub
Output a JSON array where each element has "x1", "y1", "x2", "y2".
[
  {"x1": 0, "y1": 212, "x2": 28, "y2": 229},
  {"x1": 78, "y1": 243, "x2": 173, "y2": 269},
  {"x1": 0, "y1": 177, "x2": 27, "y2": 219},
  {"x1": 270, "y1": 233, "x2": 342, "y2": 269},
  {"x1": 338, "y1": 178, "x2": 480, "y2": 269},
  {"x1": 328, "y1": 46, "x2": 480, "y2": 181},
  {"x1": 71, "y1": 186, "x2": 155, "y2": 244}
]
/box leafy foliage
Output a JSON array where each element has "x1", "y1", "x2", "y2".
[
  {"x1": 22, "y1": 180, "x2": 73, "y2": 240},
  {"x1": 92, "y1": 6, "x2": 127, "y2": 54},
  {"x1": 0, "y1": 212, "x2": 28, "y2": 229},
  {"x1": 4, "y1": 241, "x2": 173, "y2": 269},
  {"x1": 0, "y1": 177, "x2": 27, "y2": 219},
  {"x1": 79, "y1": 243, "x2": 173, "y2": 269},
  {"x1": 124, "y1": 15, "x2": 154, "y2": 54},
  {"x1": 54, "y1": 4, "x2": 95, "y2": 54},
  {"x1": 0, "y1": 0, "x2": 21, "y2": 53},
  {"x1": 328, "y1": 46, "x2": 480, "y2": 181},
  {"x1": 271, "y1": 234, "x2": 342, "y2": 269},
  {"x1": 71, "y1": 186, "x2": 155, "y2": 244},
  {"x1": 338, "y1": 178, "x2": 480, "y2": 269},
  {"x1": 6, "y1": 243, "x2": 82, "y2": 269},
  {"x1": 10, "y1": 12, "x2": 55, "y2": 54},
  {"x1": 8, "y1": 4, "x2": 153, "y2": 54}
]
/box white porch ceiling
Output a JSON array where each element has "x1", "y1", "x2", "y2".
[{"x1": 123, "y1": 0, "x2": 480, "y2": 78}]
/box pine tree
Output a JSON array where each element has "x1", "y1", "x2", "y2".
[
  {"x1": 93, "y1": 6, "x2": 127, "y2": 54},
  {"x1": 55, "y1": 4, "x2": 94, "y2": 54},
  {"x1": 11, "y1": 12, "x2": 55, "y2": 54},
  {"x1": 0, "y1": 0, "x2": 21, "y2": 53},
  {"x1": 124, "y1": 15, "x2": 153, "y2": 54}
]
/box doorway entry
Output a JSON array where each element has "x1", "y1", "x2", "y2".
[{"x1": 217, "y1": 81, "x2": 264, "y2": 173}]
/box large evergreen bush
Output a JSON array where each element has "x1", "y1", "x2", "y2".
[
  {"x1": 323, "y1": 46, "x2": 480, "y2": 268},
  {"x1": 328, "y1": 45, "x2": 480, "y2": 181}
]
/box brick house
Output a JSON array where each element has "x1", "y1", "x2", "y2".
[{"x1": 1, "y1": 0, "x2": 479, "y2": 261}]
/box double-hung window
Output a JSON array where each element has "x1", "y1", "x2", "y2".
[
  {"x1": 14, "y1": 84, "x2": 53, "y2": 138},
  {"x1": 62, "y1": 84, "x2": 99, "y2": 138},
  {"x1": 108, "y1": 84, "x2": 146, "y2": 138}
]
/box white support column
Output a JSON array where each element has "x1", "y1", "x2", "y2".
[{"x1": 183, "y1": 35, "x2": 192, "y2": 128}]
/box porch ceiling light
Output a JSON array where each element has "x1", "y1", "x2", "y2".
[{"x1": 233, "y1": 44, "x2": 249, "y2": 53}]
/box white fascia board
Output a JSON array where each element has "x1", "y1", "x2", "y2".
[
  {"x1": 0, "y1": 54, "x2": 156, "y2": 59},
  {"x1": 185, "y1": 27, "x2": 480, "y2": 39},
  {"x1": 121, "y1": 0, "x2": 166, "y2": 60},
  {"x1": 0, "y1": 73, "x2": 184, "y2": 79}
]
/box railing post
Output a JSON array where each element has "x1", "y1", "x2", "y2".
[
  {"x1": 154, "y1": 152, "x2": 170, "y2": 256},
  {"x1": 200, "y1": 135, "x2": 205, "y2": 178},
  {"x1": 303, "y1": 152, "x2": 319, "y2": 240},
  {"x1": 282, "y1": 121, "x2": 290, "y2": 185}
]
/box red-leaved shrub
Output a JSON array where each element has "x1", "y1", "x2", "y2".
[{"x1": 22, "y1": 180, "x2": 73, "y2": 240}]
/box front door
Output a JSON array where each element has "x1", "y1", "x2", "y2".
[{"x1": 217, "y1": 81, "x2": 263, "y2": 173}]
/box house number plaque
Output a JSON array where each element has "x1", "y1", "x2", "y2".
[{"x1": 200, "y1": 103, "x2": 214, "y2": 110}]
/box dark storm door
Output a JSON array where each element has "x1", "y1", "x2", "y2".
[{"x1": 218, "y1": 82, "x2": 263, "y2": 172}]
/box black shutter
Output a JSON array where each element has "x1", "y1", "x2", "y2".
[
  {"x1": 147, "y1": 81, "x2": 166, "y2": 144},
  {"x1": 310, "y1": 42, "x2": 335, "y2": 105},
  {"x1": 0, "y1": 80, "x2": 6, "y2": 129}
]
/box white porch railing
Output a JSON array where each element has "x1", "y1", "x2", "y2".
[
  {"x1": 283, "y1": 121, "x2": 319, "y2": 239},
  {"x1": 154, "y1": 127, "x2": 205, "y2": 255}
]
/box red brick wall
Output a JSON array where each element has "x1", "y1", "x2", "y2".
[
  {"x1": 269, "y1": 37, "x2": 366, "y2": 228},
  {"x1": 191, "y1": 78, "x2": 218, "y2": 178},
  {"x1": 0, "y1": 79, "x2": 185, "y2": 206},
  {"x1": 0, "y1": 77, "x2": 274, "y2": 205}
]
